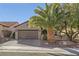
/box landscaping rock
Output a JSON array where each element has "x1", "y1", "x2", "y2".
[{"x1": 55, "y1": 40, "x2": 76, "y2": 47}]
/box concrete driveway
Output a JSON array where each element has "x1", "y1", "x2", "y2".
[{"x1": 0, "y1": 40, "x2": 79, "y2": 56}]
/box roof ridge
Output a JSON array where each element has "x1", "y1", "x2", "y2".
[{"x1": 14, "y1": 20, "x2": 28, "y2": 27}]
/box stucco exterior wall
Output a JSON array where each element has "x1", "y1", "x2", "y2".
[
  {"x1": 0, "y1": 25, "x2": 3, "y2": 30},
  {"x1": 0, "y1": 25, "x2": 5, "y2": 38}
]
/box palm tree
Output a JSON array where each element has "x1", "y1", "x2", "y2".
[{"x1": 28, "y1": 3, "x2": 62, "y2": 43}]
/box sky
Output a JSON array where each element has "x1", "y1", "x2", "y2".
[{"x1": 0, "y1": 3, "x2": 45, "y2": 23}]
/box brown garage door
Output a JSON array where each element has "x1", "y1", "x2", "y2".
[{"x1": 18, "y1": 30, "x2": 39, "y2": 40}]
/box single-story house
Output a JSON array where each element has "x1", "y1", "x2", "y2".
[
  {"x1": 14, "y1": 21, "x2": 41, "y2": 40},
  {"x1": 0, "y1": 21, "x2": 41, "y2": 44}
]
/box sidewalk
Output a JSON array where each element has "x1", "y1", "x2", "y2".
[
  {"x1": 0, "y1": 45, "x2": 77, "y2": 56},
  {"x1": 0, "y1": 40, "x2": 79, "y2": 56}
]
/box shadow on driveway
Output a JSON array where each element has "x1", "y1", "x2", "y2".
[{"x1": 63, "y1": 48, "x2": 79, "y2": 56}]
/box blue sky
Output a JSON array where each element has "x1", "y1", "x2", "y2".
[{"x1": 0, "y1": 3, "x2": 45, "y2": 23}]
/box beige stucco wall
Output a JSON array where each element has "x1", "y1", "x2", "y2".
[
  {"x1": 0, "y1": 25, "x2": 6, "y2": 38},
  {"x1": 15, "y1": 30, "x2": 18, "y2": 39},
  {"x1": 0, "y1": 25, "x2": 3, "y2": 37},
  {"x1": 0, "y1": 25, "x2": 3, "y2": 30}
]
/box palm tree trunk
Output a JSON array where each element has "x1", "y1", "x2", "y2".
[{"x1": 47, "y1": 27, "x2": 55, "y2": 43}]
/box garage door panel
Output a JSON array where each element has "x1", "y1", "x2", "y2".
[{"x1": 18, "y1": 30, "x2": 38, "y2": 39}]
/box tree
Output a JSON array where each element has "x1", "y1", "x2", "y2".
[
  {"x1": 28, "y1": 3, "x2": 62, "y2": 43},
  {"x1": 59, "y1": 4, "x2": 79, "y2": 42}
]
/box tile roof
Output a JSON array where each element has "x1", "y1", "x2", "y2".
[{"x1": 0, "y1": 22, "x2": 18, "y2": 27}]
